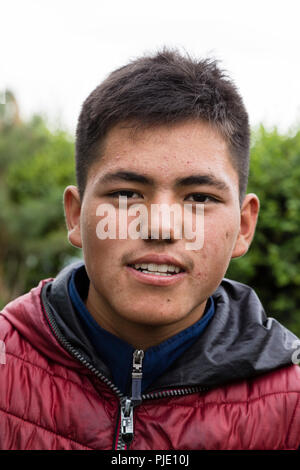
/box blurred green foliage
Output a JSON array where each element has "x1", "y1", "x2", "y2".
[
  {"x1": 0, "y1": 92, "x2": 299, "y2": 336},
  {"x1": 227, "y1": 124, "x2": 300, "y2": 336},
  {"x1": 0, "y1": 92, "x2": 80, "y2": 306}
]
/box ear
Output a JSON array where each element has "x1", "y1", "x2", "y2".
[
  {"x1": 63, "y1": 185, "x2": 83, "y2": 248},
  {"x1": 231, "y1": 193, "x2": 260, "y2": 259}
]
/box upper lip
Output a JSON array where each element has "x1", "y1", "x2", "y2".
[{"x1": 127, "y1": 254, "x2": 187, "y2": 271}]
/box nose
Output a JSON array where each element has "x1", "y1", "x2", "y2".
[{"x1": 143, "y1": 198, "x2": 183, "y2": 243}]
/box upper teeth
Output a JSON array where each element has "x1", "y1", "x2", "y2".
[{"x1": 133, "y1": 263, "x2": 181, "y2": 273}]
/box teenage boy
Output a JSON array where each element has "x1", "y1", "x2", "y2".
[{"x1": 0, "y1": 49, "x2": 299, "y2": 450}]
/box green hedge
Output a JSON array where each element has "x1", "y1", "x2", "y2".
[
  {"x1": 0, "y1": 113, "x2": 80, "y2": 305},
  {"x1": 227, "y1": 125, "x2": 300, "y2": 336}
]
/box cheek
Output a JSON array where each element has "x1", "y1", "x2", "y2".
[
  {"x1": 204, "y1": 228, "x2": 237, "y2": 263},
  {"x1": 204, "y1": 211, "x2": 239, "y2": 248},
  {"x1": 189, "y1": 217, "x2": 239, "y2": 281},
  {"x1": 81, "y1": 215, "x2": 99, "y2": 260},
  {"x1": 81, "y1": 208, "x2": 116, "y2": 272}
]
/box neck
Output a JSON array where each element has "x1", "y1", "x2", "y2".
[{"x1": 85, "y1": 285, "x2": 207, "y2": 350}]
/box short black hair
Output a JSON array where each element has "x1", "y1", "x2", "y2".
[{"x1": 75, "y1": 48, "x2": 250, "y2": 205}]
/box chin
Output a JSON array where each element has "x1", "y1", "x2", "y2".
[{"x1": 120, "y1": 307, "x2": 185, "y2": 327}]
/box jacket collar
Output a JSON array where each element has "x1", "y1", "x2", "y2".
[{"x1": 38, "y1": 261, "x2": 299, "y2": 392}]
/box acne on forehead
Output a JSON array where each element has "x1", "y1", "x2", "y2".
[{"x1": 90, "y1": 121, "x2": 239, "y2": 190}]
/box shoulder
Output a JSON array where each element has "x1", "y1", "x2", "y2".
[
  {"x1": 0, "y1": 278, "x2": 78, "y2": 377},
  {"x1": 251, "y1": 365, "x2": 300, "y2": 449},
  {"x1": 196, "y1": 365, "x2": 300, "y2": 449},
  {"x1": 210, "y1": 365, "x2": 300, "y2": 404},
  {"x1": 0, "y1": 279, "x2": 51, "y2": 353},
  {"x1": 0, "y1": 281, "x2": 51, "y2": 374},
  {"x1": 0, "y1": 278, "x2": 94, "y2": 383},
  {"x1": 257, "y1": 363, "x2": 300, "y2": 391}
]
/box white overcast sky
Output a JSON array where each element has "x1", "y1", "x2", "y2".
[{"x1": 1, "y1": 0, "x2": 300, "y2": 136}]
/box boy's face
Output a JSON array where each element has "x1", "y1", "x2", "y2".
[{"x1": 65, "y1": 120, "x2": 259, "y2": 344}]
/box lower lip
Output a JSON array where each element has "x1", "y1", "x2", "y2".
[{"x1": 126, "y1": 265, "x2": 186, "y2": 286}]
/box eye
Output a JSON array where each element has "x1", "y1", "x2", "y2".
[
  {"x1": 185, "y1": 193, "x2": 219, "y2": 203},
  {"x1": 107, "y1": 190, "x2": 142, "y2": 199}
]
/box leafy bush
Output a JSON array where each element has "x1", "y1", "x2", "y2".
[
  {"x1": 0, "y1": 107, "x2": 80, "y2": 307},
  {"x1": 227, "y1": 125, "x2": 300, "y2": 336}
]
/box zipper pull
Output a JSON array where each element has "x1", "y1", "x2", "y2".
[
  {"x1": 120, "y1": 397, "x2": 134, "y2": 444},
  {"x1": 120, "y1": 350, "x2": 144, "y2": 446},
  {"x1": 131, "y1": 349, "x2": 144, "y2": 405}
]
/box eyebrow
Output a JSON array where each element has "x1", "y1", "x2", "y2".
[
  {"x1": 174, "y1": 174, "x2": 230, "y2": 192},
  {"x1": 98, "y1": 171, "x2": 155, "y2": 186},
  {"x1": 98, "y1": 170, "x2": 230, "y2": 192}
]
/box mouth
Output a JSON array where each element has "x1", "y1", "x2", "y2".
[
  {"x1": 127, "y1": 263, "x2": 184, "y2": 276},
  {"x1": 126, "y1": 260, "x2": 187, "y2": 286}
]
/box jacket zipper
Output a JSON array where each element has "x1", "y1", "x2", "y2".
[
  {"x1": 42, "y1": 289, "x2": 208, "y2": 450},
  {"x1": 117, "y1": 349, "x2": 144, "y2": 449},
  {"x1": 117, "y1": 349, "x2": 209, "y2": 450}
]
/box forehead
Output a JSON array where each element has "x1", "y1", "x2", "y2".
[{"x1": 88, "y1": 120, "x2": 239, "y2": 189}]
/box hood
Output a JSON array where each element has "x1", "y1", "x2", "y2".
[{"x1": 2, "y1": 261, "x2": 299, "y2": 392}]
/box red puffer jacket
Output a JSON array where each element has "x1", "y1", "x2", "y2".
[{"x1": 0, "y1": 263, "x2": 300, "y2": 450}]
